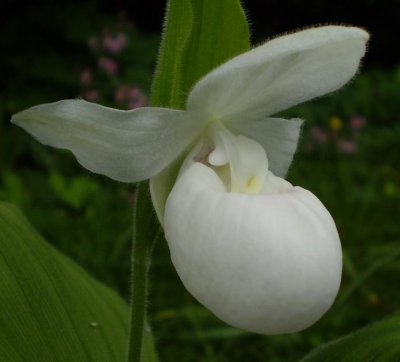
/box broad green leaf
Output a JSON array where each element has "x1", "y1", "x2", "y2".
[
  {"x1": 180, "y1": 0, "x2": 251, "y2": 100},
  {"x1": 301, "y1": 313, "x2": 400, "y2": 361},
  {"x1": 0, "y1": 202, "x2": 156, "y2": 362},
  {"x1": 150, "y1": 0, "x2": 193, "y2": 108},
  {"x1": 150, "y1": 0, "x2": 250, "y2": 109}
]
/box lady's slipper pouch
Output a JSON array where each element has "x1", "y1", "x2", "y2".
[{"x1": 11, "y1": 26, "x2": 369, "y2": 334}]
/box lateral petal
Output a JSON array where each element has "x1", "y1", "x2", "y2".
[
  {"x1": 228, "y1": 117, "x2": 303, "y2": 177},
  {"x1": 164, "y1": 163, "x2": 342, "y2": 334},
  {"x1": 12, "y1": 100, "x2": 203, "y2": 182},
  {"x1": 187, "y1": 26, "x2": 369, "y2": 122}
]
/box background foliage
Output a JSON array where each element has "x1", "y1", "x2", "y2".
[{"x1": 1, "y1": 1, "x2": 399, "y2": 361}]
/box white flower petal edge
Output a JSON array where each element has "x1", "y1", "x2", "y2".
[
  {"x1": 12, "y1": 100, "x2": 204, "y2": 182},
  {"x1": 187, "y1": 26, "x2": 369, "y2": 124},
  {"x1": 164, "y1": 161, "x2": 342, "y2": 334}
]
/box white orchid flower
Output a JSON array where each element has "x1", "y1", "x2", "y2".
[{"x1": 12, "y1": 26, "x2": 369, "y2": 334}]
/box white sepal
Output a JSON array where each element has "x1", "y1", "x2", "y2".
[
  {"x1": 164, "y1": 163, "x2": 342, "y2": 334},
  {"x1": 187, "y1": 26, "x2": 369, "y2": 124},
  {"x1": 12, "y1": 100, "x2": 204, "y2": 182}
]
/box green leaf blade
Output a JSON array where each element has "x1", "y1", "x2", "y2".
[
  {"x1": 301, "y1": 313, "x2": 400, "y2": 362},
  {"x1": 150, "y1": 0, "x2": 251, "y2": 110},
  {"x1": 150, "y1": 0, "x2": 193, "y2": 108},
  {"x1": 181, "y1": 0, "x2": 251, "y2": 100},
  {"x1": 0, "y1": 202, "x2": 158, "y2": 361}
]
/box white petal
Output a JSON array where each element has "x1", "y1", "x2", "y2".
[
  {"x1": 164, "y1": 163, "x2": 342, "y2": 334},
  {"x1": 12, "y1": 100, "x2": 203, "y2": 182},
  {"x1": 187, "y1": 26, "x2": 369, "y2": 123},
  {"x1": 207, "y1": 124, "x2": 269, "y2": 194},
  {"x1": 228, "y1": 117, "x2": 303, "y2": 177}
]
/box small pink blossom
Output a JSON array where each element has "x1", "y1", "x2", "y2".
[
  {"x1": 98, "y1": 57, "x2": 118, "y2": 75},
  {"x1": 127, "y1": 87, "x2": 140, "y2": 99},
  {"x1": 311, "y1": 126, "x2": 329, "y2": 144},
  {"x1": 115, "y1": 85, "x2": 129, "y2": 104},
  {"x1": 114, "y1": 85, "x2": 147, "y2": 108},
  {"x1": 128, "y1": 97, "x2": 147, "y2": 109},
  {"x1": 350, "y1": 115, "x2": 367, "y2": 131},
  {"x1": 84, "y1": 90, "x2": 100, "y2": 102},
  {"x1": 127, "y1": 87, "x2": 147, "y2": 109},
  {"x1": 337, "y1": 139, "x2": 357, "y2": 154},
  {"x1": 80, "y1": 69, "x2": 92, "y2": 85},
  {"x1": 103, "y1": 33, "x2": 127, "y2": 54}
]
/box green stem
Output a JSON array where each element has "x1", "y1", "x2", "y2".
[
  {"x1": 127, "y1": 183, "x2": 159, "y2": 362},
  {"x1": 127, "y1": 233, "x2": 149, "y2": 362}
]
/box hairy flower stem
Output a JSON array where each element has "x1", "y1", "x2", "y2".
[{"x1": 127, "y1": 182, "x2": 159, "y2": 362}]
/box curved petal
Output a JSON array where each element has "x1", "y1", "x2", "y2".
[
  {"x1": 164, "y1": 163, "x2": 342, "y2": 334},
  {"x1": 12, "y1": 100, "x2": 203, "y2": 182},
  {"x1": 228, "y1": 117, "x2": 303, "y2": 177},
  {"x1": 187, "y1": 26, "x2": 369, "y2": 123},
  {"x1": 209, "y1": 124, "x2": 268, "y2": 194}
]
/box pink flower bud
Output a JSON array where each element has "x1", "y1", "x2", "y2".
[
  {"x1": 103, "y1": 33, "x2": 127, "y2": 54},
  {"x1": 84, "y1": 90, "x2": 100, "y2": 102},
  {"x1": 80, "y1": 69, "x2": 92, "y2": 85},
  {"x1": 98, "y1": 57, "x2": 118, "y2": 75},
  {"x1": 115, "y1": 85, "x2": 128, "y2": 104},
  {"x1": 311, "y1": 126, "x2": 328, "y2": 144},
  {"x1": 350, "y1": 116, "x2": 366, "y2": 131},
  {"x1": 127, "y1": 87, "x2": 147, "y2": 109},
  {"x1": 337, "y1": 139, "x2": 357, "y2": 154}
]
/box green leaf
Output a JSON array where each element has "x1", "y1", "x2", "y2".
[
  {"x1": 180, "y1": 0, "x2": 251, "y2": 100},
  {"x1": 301, "y1": 313, "x2": 400, "y2": 362},
  {"x1": 150, "y1": 0, "x2": 250, "y2": 109},
  {"x1": 0, "y1": 171, "x2": 27, "y2": 207},
  {"x1": 49, "y1": 171, "x2": 100, "y2": 209},
  {"x1": 150, "y1": 0, "x2": 193, "y2": 108},
  {"x1": 0, "y1": 202, "x2": 156, "y2": 362}
]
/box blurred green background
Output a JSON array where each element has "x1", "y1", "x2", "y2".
[{"x1": 1, "y1": 0, "x2": 399, "y2": 361}]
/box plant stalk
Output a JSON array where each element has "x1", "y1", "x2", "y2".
[{"x1": 127, "y1": 182, "x2": 159, "y2": 362}]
